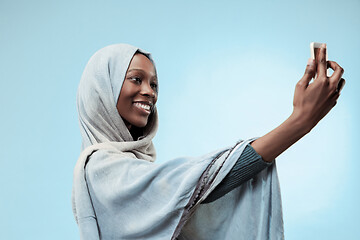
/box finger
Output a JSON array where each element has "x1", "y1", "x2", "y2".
[
  {"x1": 337, "y1": 78, "x2": 346, "y2": 93},
  {"x1": 298, "y1": 58, "x2": 316, "y2": 88},
  {"x1": 316, "y1": 44, "x2": 327, "y2": 78},
  {"x1": 328, "y1": 61, "x2": 344, "y2": 82}
]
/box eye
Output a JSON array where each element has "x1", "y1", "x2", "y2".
[
  {"x1": 150, "y1": 82, "x2": 158, "y2": 91},
  {"x1": 129, "y1": 76, "x2": 142, "y2": 84}
]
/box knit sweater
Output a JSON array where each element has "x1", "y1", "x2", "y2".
[{"x1": 203, "y1": 144, "x2": 272, "y2": 203}]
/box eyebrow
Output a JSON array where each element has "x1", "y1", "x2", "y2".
[{"x1": 127, "y1": 68, "x2": 157, "y2": 80}]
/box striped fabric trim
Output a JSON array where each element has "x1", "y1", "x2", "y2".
[{"x1": 202, "y1": 144, "x2": 272, "y2": 203}]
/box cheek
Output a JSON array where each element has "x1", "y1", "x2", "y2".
[
  {"x1": 154, "y1": 94, "x2": 158, "y2": 104},
  {"x1": 118, "y1": 84, "x2": 137, "y2": 103},
  {"x1": 117, "y1": 93, "x2": 131, "y2": 114}
]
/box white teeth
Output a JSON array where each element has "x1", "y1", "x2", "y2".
[{"x1": 134, "y1": 103, "x2": 150, "y2": 111}]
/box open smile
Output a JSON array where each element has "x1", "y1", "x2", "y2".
[{"x1": 133, "y1": 101, "x2": 152, "y2": 114}]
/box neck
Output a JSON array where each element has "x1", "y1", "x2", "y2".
[
  {"x1": 121, "y1": 117, "x2": 143, "y2": 140},
  {"x1": 130, "y1": 127, "x2": 143, "y2": 140}
]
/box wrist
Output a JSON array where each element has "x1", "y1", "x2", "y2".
[
  {"x1": 250, "y1": 113, "x2": 312, "y2": 162},
  {"x1": 288, "y1": 111, "x2": 314, "y2": 135}
]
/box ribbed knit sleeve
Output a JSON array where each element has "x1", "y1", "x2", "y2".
[{"x1": 202, "y1": 144, "x2": 272, "y2": 203}]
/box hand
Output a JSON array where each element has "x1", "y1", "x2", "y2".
[
  {"x1": 251, "y1": 45, "x2": 345, "y2": 162},
  {"x1": 292, "y1": 44, "x2": 345, "y2": 132}
]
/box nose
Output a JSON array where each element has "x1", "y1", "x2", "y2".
[{"x1": 140, "y1": 82, "x2": 156, "y2": 98}]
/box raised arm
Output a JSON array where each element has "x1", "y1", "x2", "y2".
[{"x1": 251, "y1": 44, "x2": 345, "y2": 162}]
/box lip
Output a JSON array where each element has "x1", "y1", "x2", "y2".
[{"x1": 133, "y1": 101, "x2": 152, "y2": 115}]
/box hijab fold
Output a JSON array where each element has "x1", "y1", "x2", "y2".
[{"x1": 72, "y1": 44, "x2": 284, "y2": 239}]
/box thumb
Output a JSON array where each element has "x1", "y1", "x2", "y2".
[{"x1": 298, "y1": 58, "x2": 316, "y2": 88}]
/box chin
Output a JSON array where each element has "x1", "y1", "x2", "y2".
[{"x1": 130, "y1": 118, "x2": 149, "y2": 128}]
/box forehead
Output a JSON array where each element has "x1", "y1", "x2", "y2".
[{"x1": 128, "y1": 53, "x2": 156, "y2": 77}]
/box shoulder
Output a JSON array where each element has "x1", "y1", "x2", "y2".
[{"x1": 85, "y1": 149, "x2": 153, "y2": 179}]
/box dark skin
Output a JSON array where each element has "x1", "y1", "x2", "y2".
[
  {"x1": 117, "y1": 45, "x2": 345, "y2": 160},
  {"x1": 116, "y1": 53, "x2": 158, "y2": 139},
  {"x1": 251, "y1": 44, "x2": 345, "y2": 162}
]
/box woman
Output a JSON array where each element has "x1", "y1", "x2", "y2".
[{"x1": 72, "y1": 43, "x2": 344, "y2": 239}]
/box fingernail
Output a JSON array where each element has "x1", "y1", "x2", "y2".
[
  {"x1": 307, "y1": 58, "x2": 314, "y2": 65},
  {"x1": 321, "y1": 43, "x2": 327, "y2": 48}
]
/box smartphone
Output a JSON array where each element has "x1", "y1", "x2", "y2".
[{"x1": 310, "y1": 42, "x2": 328, "y2": 61}]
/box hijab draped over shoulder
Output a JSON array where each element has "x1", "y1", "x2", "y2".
[{"x1": 72, "y1": 44, "x2": 284, "y2": 240}]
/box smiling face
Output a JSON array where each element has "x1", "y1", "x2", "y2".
[{"x1": 117, "y1": 53, "x2": 158, "y2": 130}]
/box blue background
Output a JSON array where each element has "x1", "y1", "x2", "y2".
[{"x1": 1, "y1": 0, "x2": 359, "y2": 239}]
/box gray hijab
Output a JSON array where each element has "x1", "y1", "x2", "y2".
[
  {"x1": 72, "y1": 44, "x2": 284, "y2": 240},
  {"x1": 77, "y1": 43, "x2": 157, "y2": 160}
]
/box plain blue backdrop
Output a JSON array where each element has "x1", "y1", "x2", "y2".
[{"x1": 1, "y1": 0, "x2": 359, "y2": 239}]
